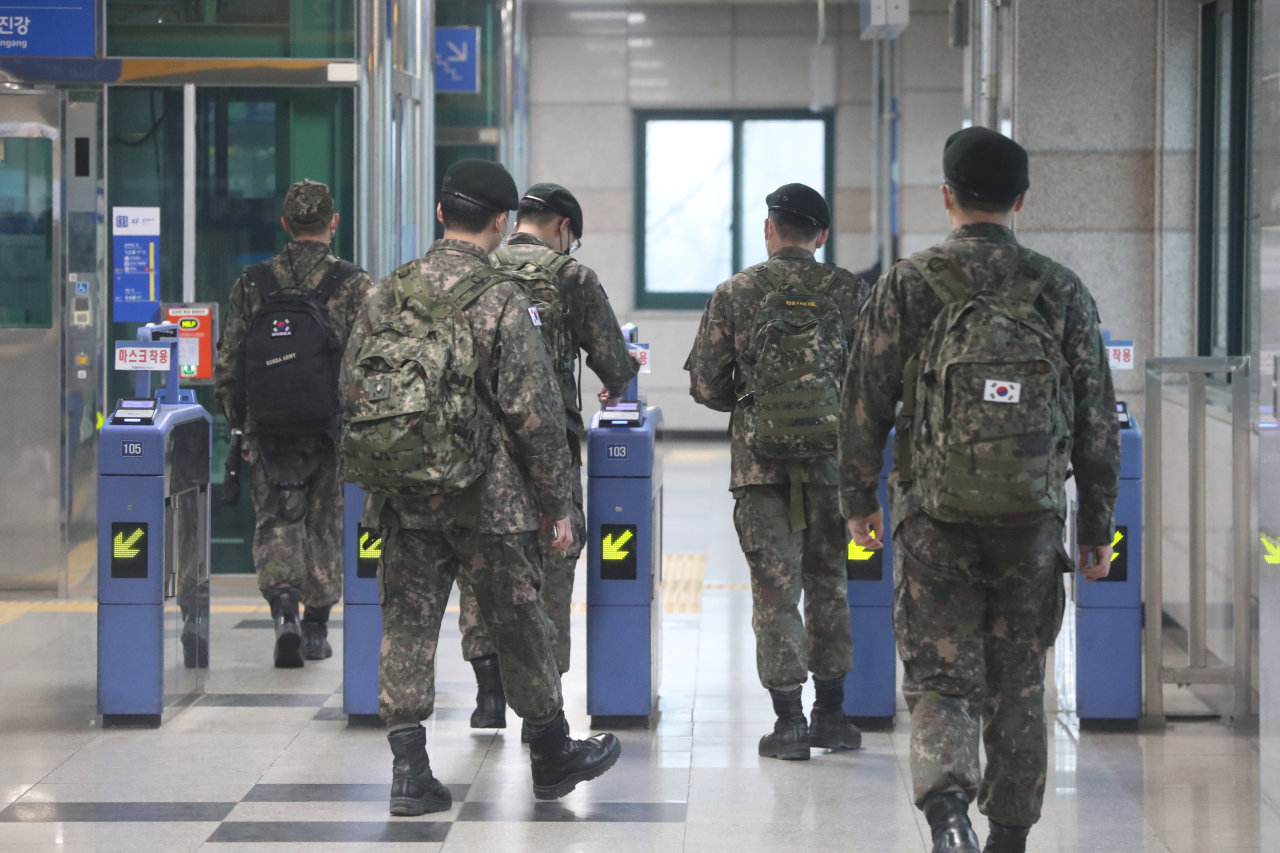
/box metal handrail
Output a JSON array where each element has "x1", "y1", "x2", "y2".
[{"x1": 1143, "y1": 356, "x2": 1251, "y2": 723}]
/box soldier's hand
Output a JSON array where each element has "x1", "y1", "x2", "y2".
[
  {"x1": 1078, "y1": 544, "x2": 1112, "y2": 581},
  {"x1": 848, "y1": 510, "x2": 884, "y2": 550},
  {"x1": 551, "y1": 516, "x2": 574, "y2": 552}
]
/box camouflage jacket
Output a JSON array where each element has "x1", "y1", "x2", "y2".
[
  {"x1": 684, "y1": 246, "x2": 868, "y2": 489},
  {"x1": 212, "y1": 239, "x2": 371, "y2": 444},
  {"x1": 499, "y1": 232, "x2": 639, "y2": 443},
  {"x1": 343, "y1": 239, "x2": 573, "y2": 534},
  {"x1": 838, "y1": 223, "x2": 1120, "y2": 544}
]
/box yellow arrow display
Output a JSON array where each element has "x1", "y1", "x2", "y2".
[
  {"x1": 602, "y1": 529, "x2": 634, "y2": 561},
  {"x1": 1111, "y1": 529, "x2": 1124, "y2": 562},
  {"x1": 1262, "y1": 535, "x2": 1280, "y2": 565},
  {"x1": 113, "y1": 528, "x2": 145, "y2": 559},
  {"x1": 847, "y1": 529, "x2": 878, "y2": 561},
  {"x1": 359, "y1": 531, "x2": 383, "y2": 560}
]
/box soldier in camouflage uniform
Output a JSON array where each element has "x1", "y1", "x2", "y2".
[
  {"x1": 213, "y1": 179, "x2": 370, "y2": 669},
  {"x1": 839, "y1": 128, "x2": 1120, "y2": 853},
  {"x1": 684, "y1": 183, "x2": 868, "y2": 760},
  {"x1": 341, "y1": 160, "x2": 620, "y2": 816},
  {"x1": 458, "y1": 182, "x2": 640, "y2": 733}
]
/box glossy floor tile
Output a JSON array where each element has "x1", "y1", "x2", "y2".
[{"x1": 0, "y1": 440, "x2": 1265, "y2": 851}]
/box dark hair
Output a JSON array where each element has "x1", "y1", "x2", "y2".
[
  {"x1": 947, "y1": 184, "x2": 1018, "y2": 215},
  {"x1": 286, "y1": 217, "x2": 330, "y2": 237},
  {"x1": 515, "y1": 198, "x2": 562, "y2": 231},
  {"x1": 769, "y1": 209, "x2": 823, "y2": 244},
  {"x1": 440, "y1": 193, "x2": 503, "y2": 233}
]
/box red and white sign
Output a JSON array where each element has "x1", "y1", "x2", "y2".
[
  {"x1": 1107, "y1": 344, "x2": 1135, "y2": 371},
  {"x1": 114, "y1": 343, "x2": 172, "y2": 371}
]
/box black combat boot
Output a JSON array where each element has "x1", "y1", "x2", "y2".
[
  {"x1": 386, "y1": 725, "x2": 452, "y2": 816},
  {"x1": 808, "y1": 676, "x2": 862, "y2": 750},
  {"x1": 264, "y1": 587, "x2": 303, "y2": 668},
  {"x1": 758, "y1": 686, "x2": 809, "y2": 760},
  {"x1": 300, "y1": 603, "x2": 333, "y2": 661},
  {"x1": 983, "y1": 819, "x2": 1030, "y2": 853},
  {"x1": 469, "y1": 654, "x2": 507, "y2": 729},
  {"x1": 923, "y1": 791, "x2": 981, "y2": 853},
  {"x1": 527, "y1": 711, "x2": 621, "y2": 800}
]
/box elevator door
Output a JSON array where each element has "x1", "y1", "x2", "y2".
[{"x1": 0, "y1": 93, "x2": 63, "y2": 591}]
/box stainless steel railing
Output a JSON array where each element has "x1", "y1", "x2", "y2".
[{"x1": 1143, "y1": 356, "x2": 1252, "y2": 723}]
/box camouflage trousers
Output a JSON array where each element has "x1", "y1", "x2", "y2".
[
  {"x1": 459, "y1": 465, "x2": 585, "y2": 674},
  {"x1": 732, "y1": 483, "x2": 853, "y2": 689},
  {"x1": 248, "y1": 451, "x2": 342, "y2": 608},
  {"x1": 893, "y1": 508, "x2": 1068, "y2": 827},
  {"x1": 377, "y1": 527, "x2": 563, "y2": 723}
]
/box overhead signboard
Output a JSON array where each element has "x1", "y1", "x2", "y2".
[
  {"x1": 435, "y1": 26, "x2": 480, "y2": 94},
  {"x1": 0, "y1": 2, "x2": 95, "y2": 58}
]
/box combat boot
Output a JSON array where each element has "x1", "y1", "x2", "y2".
[
  {"x1": 469, "y1": 654, "x2": 507, "y2": 729},
  {"x1": 758, "y1": 686, "x2": 809, "y2": 760},
  {"x1": 983, "y1": 819, "x2": 1030, "y2": 853},
  {"x1": 808, "y1": 676, "x2": 862, "y2": 750},
  {"x1": 264, "y1": 587, "x2": 303, "y2": 668},
  {"x1": 300, "y1": 603, "x2": 333, "y2": 661},
  {"x1": 386, "y1": 725, "x2": 452, "y2": 816},
  {"x1": 923, "y1": 791, "x2": 981, "y2": 853},
  {"x1": 527, "y1": 710, "x2": 621, "y2": 800}
]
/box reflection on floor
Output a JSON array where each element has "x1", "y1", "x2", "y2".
[{"x1": 0, "y1": 442, "x2": 1263, "y2": 852}]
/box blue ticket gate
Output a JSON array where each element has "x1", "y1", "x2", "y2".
[
  {"x1": 98, "y1": 327, "x2": 211, "y2": 727},
  {"x1": 342, "y1": 482, "x2": 383, "y2": 725},
  {"x1": 1076, "y1": 402, "x2": 1143, "y2": 722},
  {"x1": 843, "y1": 442, "x2": 896, "y2": 728},
  {"x1": 586, "y1": 405, "x2": 663, "y2": 727}
]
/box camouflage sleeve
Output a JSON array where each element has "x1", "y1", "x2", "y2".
[
  {"x1": 212, "y1": 275, "x2": 252, "y2": 430},
  {"x1": 574, "y1": 265, "x2": 639, "y2": 395},
  {"x1": 684, "y1": 283, "x2": 738, "y2": 412},
  {"x1": 493, "y1": 288, "x2": 574, "y2": 521},
  {"x1": 1061, "y1": 276, "x2": 1121, "y2": 544},
  {"x1": 838, "y1": 270, "x2": 906, "y2": 519}
]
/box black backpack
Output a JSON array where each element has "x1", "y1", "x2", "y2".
[{"x1": 238, "y1": 259, "x2": 356, "y2": 436}]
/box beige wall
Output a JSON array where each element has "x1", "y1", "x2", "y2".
[{"x1": 526, "y1": 0, "x2": 960, "y2": 431}]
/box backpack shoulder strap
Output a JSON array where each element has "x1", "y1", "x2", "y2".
[
  {"x1": 908, "y1": 252, "x2": 969, "y2": 306},
  {"x1": 245, "y1": 262, "x2": 281, "y2": 297},
  {"x1": 312, "y1": 259, "x2": 359, "y2": 304},
  {"x1": 750, "y1": 262, "x2": 789, "y2": 295}
]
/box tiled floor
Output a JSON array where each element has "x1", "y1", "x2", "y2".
[{"x1": 0, "y1": 441, "x2": 1266, "y2": 851}]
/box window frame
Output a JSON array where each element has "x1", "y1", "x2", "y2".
[{"x1": 633, "y1": 109, "x2": 836, "y2": 311}]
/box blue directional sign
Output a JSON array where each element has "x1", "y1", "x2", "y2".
[
  {"x1": 435, "y1": 26, "x2": 480, "y2": 94},
  {"x1": 0, "y1": 2, "x2": 95, "y2": 58}
]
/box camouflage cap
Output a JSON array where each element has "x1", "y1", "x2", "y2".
[
  {"x1": 766, "y1": 182, "x2": 830, "y2": 229},
  {"x1": 283, "y1": 178, "x2": 335, "y2": 226},
  {"x1": 943, "y1": 126, "x2": 1029, "y2": 202},
  {"x1": 440, "y1": 159, "x2": 519, "y2": 212},
  {"x1": 522, "y1": 182, "x2": 583, "y2": 238}
]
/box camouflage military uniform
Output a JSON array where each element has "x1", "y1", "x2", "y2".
[
  {"x1": 459, "y1": 231, "x2": 639, "y2": 673},
  {"x1": 342, "y1": 238, "x2": 574, "y2": 723},
  {"x1": 838, "y1": 223, "x2": 1120, "y2": 827},
  {"x1": 685, "y1": 246, "x2": 867, "y2": 689},
  {"x1": 213, "y1": 239, "x2": 370, "y2": 607}
]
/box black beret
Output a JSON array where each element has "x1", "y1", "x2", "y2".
[
  {"x1": 440, "y1": 159, "x2": 519, "y2": 211},
  {"x1": 522, "y1": 182, "x2": 584, "y2": 239},
  {"x1": 943, "y1": 127, "x2": 1029, "y2": 202},
  {"x1": 766, "y1": 182, "x2": 830, "y2": 230}
]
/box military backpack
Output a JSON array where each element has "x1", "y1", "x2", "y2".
[
  {"x1": 492, "y1": 243, "x2": 575, "y2": 375},
  {"x1": 896, "y1": 248, "x2": 1074, "y2": 526},
  {"x1": 238, "y1": 260, "x2": 355, "y2": 436},
  {"x1": 339, "y1": 260, "x2": 506, "y2": 495},
  {"x1": 739, "y1": 262, "x2": 847, "y2": 462}
]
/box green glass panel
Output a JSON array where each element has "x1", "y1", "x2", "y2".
[
  {"x1": 107, "y1": 84, "x2": 354, "y2": 573},
  {"x1": 0, "y1": 138, "x2": 53, "y2": 328},
  {"x1": 106, "y1": 0, "x2": 355, "y2": 58}
]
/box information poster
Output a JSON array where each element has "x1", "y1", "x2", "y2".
[{"x1": 112, "y1": 207, "x2": 160, "y2": 323}]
